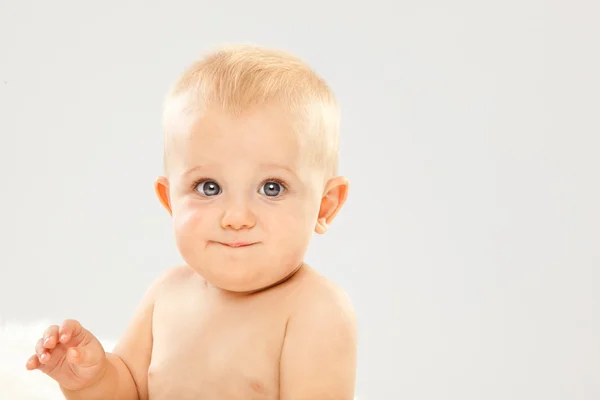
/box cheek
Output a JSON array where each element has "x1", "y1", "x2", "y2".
[
  {"x1": 265, "y1": 200, "x2": 317, "y2": 242},
  {"x1": 171, "y1": 200, "x2": 212, "y2": 250},
  {"x1": 173, "y1": 206, "x2": 202, "y2": 234}
]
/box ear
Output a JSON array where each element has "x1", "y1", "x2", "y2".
[
  {"x1": 315, "y1": 176, "x2": 349, "y2": 234},
  {"x1": 154, "y1": 176, "x2": 172, "y2": 215}
]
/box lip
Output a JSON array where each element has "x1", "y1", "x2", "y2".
[{"x1": 215, "y1": 241, "x2": 258, "y2": 248}]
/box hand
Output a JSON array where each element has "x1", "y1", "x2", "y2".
[{"x1": 25, "y1": 319, "x2": 108, "y2": 392}]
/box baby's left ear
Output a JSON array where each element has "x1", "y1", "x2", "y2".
[{"x1": 315, "y1": 176, "x2": 349, "y2": 234}]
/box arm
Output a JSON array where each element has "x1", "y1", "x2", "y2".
[
  {"x1": 279, "y1": 286, "x2": 358, "y2": 400},
  {"x1": 62, "y1": 268, "x2": 172, "y2": 400}
]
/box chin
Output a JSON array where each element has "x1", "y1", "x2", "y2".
[{"x1": 191, "y1": 260, "x2": 299, "y2": 294}]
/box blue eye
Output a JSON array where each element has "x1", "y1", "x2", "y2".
[
  {"x1": 195, "y1": 180, "x2": 221, "y2": 196},
  {"x1": 259, "y1": 181, "x2": 285, "y2": 197}
]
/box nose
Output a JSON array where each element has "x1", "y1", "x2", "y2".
[{"x1": 220, "y1": 199, "x2": 256, "y2": 230}]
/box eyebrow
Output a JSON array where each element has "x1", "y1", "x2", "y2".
[
  {"x1": 180, "y1": 163, "x2": 299, "y2": 179},
  {"x1": 259, "y1": 163, "x2": 295, "y2": 172},
  {"x1": 181, "y1": 164, "x2": 211, "y2": 180},
  {"x1": 260, "y1": 163, "x2": 303, "y2": 181}
]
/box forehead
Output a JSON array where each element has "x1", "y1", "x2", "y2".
[{"x1": 170, "y1": 105, "x2": 307, "y2": 172}]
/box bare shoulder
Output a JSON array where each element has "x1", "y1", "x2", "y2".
[
  {"x1": 279, "y1": 266, "x2": 357, "y2": 400},
  {"x1": 155, "y1": 264, "x2": 197, "y2": 287},
  {"x1": 114, "y1": 264, "x2": 197, "y2": 348},
  {"x1": 147, "y1": 264, "x2": 201, "y2": 297},
  {"x1": 290, "y1": 265, "x2": 356, "y2": 321},
  {"x1": 114, "y1": 264, "x2": 196, "y2": 337}
]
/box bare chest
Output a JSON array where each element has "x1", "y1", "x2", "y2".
[{"x1": 147, "y1": 290, "x2": 289, "y2": 400}]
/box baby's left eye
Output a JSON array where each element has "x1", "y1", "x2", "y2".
[{"x1": 259, "y1": 181, "x2": 285, "y2": 197}]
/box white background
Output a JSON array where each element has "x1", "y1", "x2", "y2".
[{"x1": 1, "y1": 1, "x2": 599, "y2": 398}]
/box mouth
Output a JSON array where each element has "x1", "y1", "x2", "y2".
[{"x1": 215, "y1": 241, "x2": 258, "y2": 248}]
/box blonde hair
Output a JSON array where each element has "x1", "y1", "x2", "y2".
[{"x1": 162, "y1": 44, "x2": 340, "y2": 177}]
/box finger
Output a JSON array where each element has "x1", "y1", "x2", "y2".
[
  {"x1": 59, "y1": 319, "x2": 83, "y2": 344},
  {"x1": 25, "y1": 354, "x2": 40, "y2": 370},
  {"x1": 35, "y1": 338, "x2": 45, "y2": 357},
  {"x1": 43, "y1": 325, "x2": 59, "y2": 349},
  {"x1": 35, "y1": 338, "x2": 52, "y2": 364}
]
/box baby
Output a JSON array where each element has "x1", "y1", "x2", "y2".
[{"x1": 25, "y1": 44, "x2": 357, "y2": 399}]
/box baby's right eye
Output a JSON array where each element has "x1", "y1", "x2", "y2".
[{"x1": 195, "y1": 180, "x2": 222, "y2": 196}]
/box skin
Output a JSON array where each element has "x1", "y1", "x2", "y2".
[{"x1": 26, "y1": 104, "x2": 357, "y2": 399}]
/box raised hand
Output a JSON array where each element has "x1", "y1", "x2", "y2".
[{"x1": 25, "y1": 319, "x2": 108, "y2": 392}]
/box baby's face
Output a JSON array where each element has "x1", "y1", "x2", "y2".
[{"x1": 161, "y1": 105, "x2": 327, "y2": 293}]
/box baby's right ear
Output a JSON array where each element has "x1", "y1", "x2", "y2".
[{"x1": 154, "y1": 176, "x2": 172, "y2": 215}]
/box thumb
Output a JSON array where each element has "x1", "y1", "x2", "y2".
[{"x1": 67, "y1": 345, "x2": 103, "y2": 368}]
